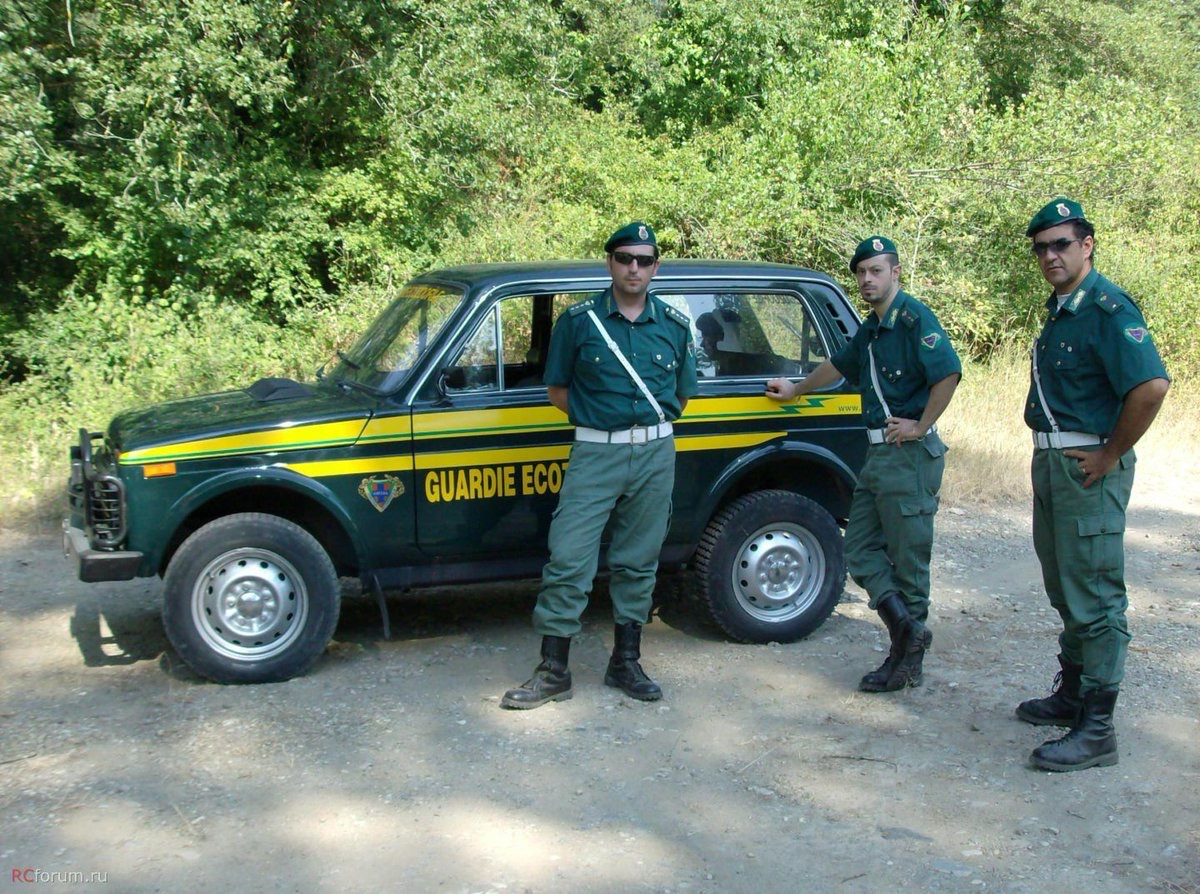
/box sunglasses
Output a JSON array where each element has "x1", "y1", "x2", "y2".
[
  {"x1": 1031, "y1": 237, "x2": 1080, "y2": 257},
  {"x1": 611, "y1": 251, "x2": 657, "y2": 268}
]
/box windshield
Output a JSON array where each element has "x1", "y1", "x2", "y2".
[{"x1": 328, "y1": 282, "x2": 465, "y2": 393}]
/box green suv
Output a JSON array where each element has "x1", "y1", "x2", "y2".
[{"x1": 65, "y1": 260, "x2": 867, "y2": 683}]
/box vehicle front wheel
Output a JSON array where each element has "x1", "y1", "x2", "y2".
[
  {"x1": 162, "y1": 513, "x2": 341, "y2": 683},
  {"x1": 693, "y1": 490, "x2": 844, "y2": 643}
]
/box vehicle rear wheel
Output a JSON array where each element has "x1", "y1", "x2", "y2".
[
  {"x1": 693, "y1": 490, "x2": 844, "y2": 643},
  {"x1": 162, "y1": 513, "x2": 340, "y2": 683}
]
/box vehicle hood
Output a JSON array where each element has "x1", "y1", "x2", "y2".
[{"x1": 107, "y1": 380, "x2": 378, "y2": 462}]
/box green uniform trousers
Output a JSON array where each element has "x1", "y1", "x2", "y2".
[
  {"x1": 1031, "y1": 445, "x2": 1134, "y2": 694},
  {"x1": 532, "y1": 436, "x2": 675, "y2": 638},
  {"x1": 844, "y1": 433, "x2": 947, "y2": 623}
]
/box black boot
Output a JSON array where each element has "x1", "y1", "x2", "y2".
[
  {"x1": 884, "y1": 609, "x2": 931, "y2": 691},
  {"x1": 1015, "y1": 655, "x2": 1083, "y2": 726},
  {"x1": 1029, "y1": 689, "x2": 1119, "y2": 772},
  {"x1": 604, "y1": 622, "x2": 662, "y2": 701},
  {"x1": 501, "y1": 635, "x2": 573, "y2": 709},
  {"x1": 859, "y1": 591, "x2": 908, "y2": 692},
  {"x1": 860, "y1": 593, "x2": 931, "y2": 692}
]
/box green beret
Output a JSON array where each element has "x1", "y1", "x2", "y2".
[
  {"x1": 604, "y1": 221, "x2": 658, "y2": 254},
  {"x1": 1026, "y1": 197, "x2": 1087, "y2": 237},
  {"x1": 849, "y1": 235, "x2": 898, "y2": 273}
]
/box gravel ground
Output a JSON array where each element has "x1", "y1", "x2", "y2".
[{"x1": 1, "y1": 483, "x2": 1197, "y2": 893}]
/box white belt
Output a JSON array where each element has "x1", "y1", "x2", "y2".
[
  {"x1": 576, "y1": 422, "x2": 673, "y2": 444},
  {"x1": 866, "y1": 422, "x2": 936, "y2": 445},
  {"x1": 1032, "y1": 431, "x2": 1104, "y2": 449}
]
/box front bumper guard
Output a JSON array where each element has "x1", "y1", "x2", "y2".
[{"x1": 62, "y1": 520, "x2": 143, "y2": 583}]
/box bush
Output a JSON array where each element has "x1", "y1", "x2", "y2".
[{"x1": 2, "y1": 0, "x2": 1198, "y2": 527}]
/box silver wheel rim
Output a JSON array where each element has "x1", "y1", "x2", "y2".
[
  {"x1": 728, "y1": 522, "x2": 826, "y2": 623},
  {"x1": 190, "y1": 547, "x2": 309, "y2": 662}
]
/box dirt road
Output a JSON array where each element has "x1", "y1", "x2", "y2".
[{"x1": 1, "y1": 486, "x2": 1197, "y2": 893}]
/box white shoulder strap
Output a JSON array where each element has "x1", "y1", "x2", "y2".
[
  {"x1": 1030, "y1": 336, "x2": 1060, "y2": 432},
  {"x1": 866, "y1": 342, "x2": 894, "y2": 420},
  {"x1": 586, "y1": 309, "x2": 667, "y2": 423}
]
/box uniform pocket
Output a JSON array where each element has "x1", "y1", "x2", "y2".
[
  {"x1": 1046, "y1": 348, "x2": 1080, "y2": 371},
  {"x1": 651, "y1": 351, "x2": 678, "y2": 373},
  {"x1": 921, "y1": 433, "x2": 947, "y2": 459},
  {"x1": 1077, "y1": 513, "x2": 1124, "y2": 537},
  {"x1": 582, "y1": 344, "x2": 619, "y2": 369},
  {"x1": 900, "y1": 496, "x2": 939, "y2": 517},
  {"x1": 1077, "y1": 512, "x2": 1125, "y2": 573}
]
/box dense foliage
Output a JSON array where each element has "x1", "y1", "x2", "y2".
[{"x1": 3, "y1": 0, "x2": 1198, "y2": 517}]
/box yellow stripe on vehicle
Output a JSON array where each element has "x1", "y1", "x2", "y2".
[
  {"x1": 119, "y1": 394, "x2": 859, "y2": 468},
  {"x1": 411, "y1": 406, "x2": 570, "y2": 441},
  {"x1": 119, "y1": 419, "x2": 369, "y2": 465},
  {"x1": 684, "y1": 394, "x2": 861, "y2": 421},
  {"x1": 414, "y1": 444, "x2": 571, "y2": 470},
  {"x1": 358, "y1": 415, "x2": 414, "y2": 441},
  {"x1": 280, "y1": 455, "x2": 416, "y2": 478},
  {"x1": 675, "y1": 432, "x2": 786, "y2": 453}
]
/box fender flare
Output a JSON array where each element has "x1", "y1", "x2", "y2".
[
  {"x1": 151, "y1": 467, "x2": 368, "y2": 573},
  {"x1": 698, "y1": 438, "x2": 859, "y2": 524}
]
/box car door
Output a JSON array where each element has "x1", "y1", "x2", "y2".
[
  {"x1": 409, "y1": 288, "x2": 591, "y2": 562},
  {"x1": 655, "y1": 280, "x2": 862, "y2": 547}
]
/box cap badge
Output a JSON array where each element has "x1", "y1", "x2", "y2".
[
  {"x1": 1056, "y1": 202, "x2": 1070, "y2": 217},
  {"x1": 872, "y1": 238, "x2": 884, "y2": 251},
  {"x1": 638, "y1": 225, "x2": 649, "y2": 240}
]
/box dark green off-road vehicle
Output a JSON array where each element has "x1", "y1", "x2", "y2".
[{"x1": 65, "y1": 261, "x2": 867, "y2": 683}]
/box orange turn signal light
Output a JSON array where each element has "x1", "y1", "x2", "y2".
[{"x1": 143, "y1": 462, "x2": 177, "y2": 478}]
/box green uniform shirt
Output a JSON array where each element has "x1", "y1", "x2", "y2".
[
  {"x1": 1025, "y1": 269, "x2": 1168, "y2": 435},
  {"x1": 831, "y1": 290, "x2": 961, "y2": 429},
  {"x1": 545, "y1": 288, "x2": 699, "y2": 430}
]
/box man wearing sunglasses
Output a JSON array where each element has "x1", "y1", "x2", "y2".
[
  {"x1": 1018, "y1": 197, "x2": 1169, "y2": 771},
  {"x1": 502, "y1": 221, "x2": 698, "y2": 709},
  {"x1": 766, "y1": 236, "x2": 961, "y2": 694}
]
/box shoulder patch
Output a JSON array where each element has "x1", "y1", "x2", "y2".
[
  {"x1": 898, "y1": 307, "x2": 919, "y2": 329},
  {"x1": 1123, "y1": 325, "x2": 1150, "y2": 345},
  {"x1": 920, "y1": 331, "x2": 942, "y2": 351}
]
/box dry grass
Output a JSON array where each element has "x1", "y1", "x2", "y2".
[
  {"x1": 940, "y1": 347, "x2": 1199, "y2": 508},
  {"x1": 938, "y1": 346, "x2": 1037, "y2": 506}
]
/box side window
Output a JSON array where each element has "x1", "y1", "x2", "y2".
[
  {"x1": 671, "y1": 291, "x2": 830, "y2": 379},
  {"x1": 500, "y1": 295, "x2": 548, "y2": 389},
  {"x1": 444, "y1": 306, "x2": 500, "y2": 392},
  {"x1": 444, "y1": 292, "x2": 597, "y2": 393}
]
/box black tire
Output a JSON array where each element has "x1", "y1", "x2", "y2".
[
  {"x1": 162, "y1": 513, "x2": 341, "y2": 683},
  {"x1": 693, "y1": 490, "x2": 844, "y2": 643}
]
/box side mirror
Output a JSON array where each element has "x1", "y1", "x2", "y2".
[
  {"x1": 432, "y1": 368, "x2": 456, "y2": 407},
  {"x1": 441, "y1": 367, "x2": 468, "y2": 390}
]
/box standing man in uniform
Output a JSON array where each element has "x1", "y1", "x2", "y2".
[
  {"x1": 766, "y1": 237, "x2": 960, "y2": 691},
  {"x1": 1017, "y1": 198, "x2": 1169, "y2": 771},
  {"x1": 501, "y1": 222, "x2": 699, "y2": 709}
]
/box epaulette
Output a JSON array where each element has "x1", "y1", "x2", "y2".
[
  {"x1": 661, "y1": 302, "x2": 691, "y2": 329},
  {"x1": 1094, "y1": 290, "x2": 1127, "y2": 315},
  {"x1": 567, "y1": 298, "x2": 595, "y2": 318},
  {"x1": 898, "y1": 307, "x2": 919, "y2": 329}
]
